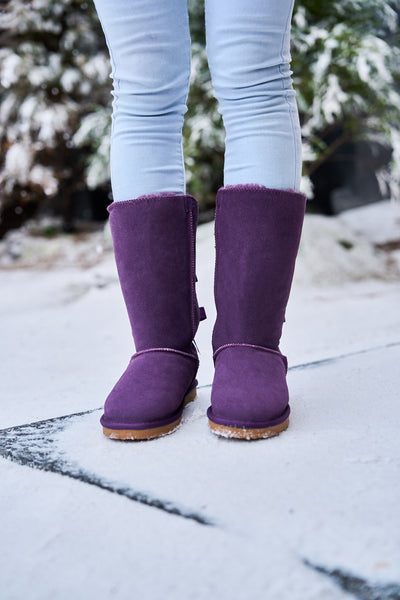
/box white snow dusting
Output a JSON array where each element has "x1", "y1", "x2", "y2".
[{"x1": 0, "y1": 200, "x2": 399, "y2": 598}]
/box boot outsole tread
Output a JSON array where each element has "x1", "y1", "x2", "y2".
[{"x1": 208, "y1": 416, "x2": 289, "y2": 440}]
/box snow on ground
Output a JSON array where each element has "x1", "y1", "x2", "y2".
[{"x1": 0, "y1": 200, "x2": 399, "y2": 599}]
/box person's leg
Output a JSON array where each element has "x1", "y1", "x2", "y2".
[
  {"x1": 204, "y1": 0, "x2": 302, "y2": 191},
  {"x1": 204, "y1": 0, "x2": 307, "y2": 439},
  {"x1": 93, "y1": 0, "x2": 206, "y2": 440},
  {"x1": 93, "y1": 0, "x2": 192, "y2": 200}
]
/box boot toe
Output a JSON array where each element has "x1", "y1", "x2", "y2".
[
  {"x1": 209, "y1": 345, "x2": 289, "y2": 429},
  {"x1": 100, "y1": 350, "x2": 198, "y2": 430}
]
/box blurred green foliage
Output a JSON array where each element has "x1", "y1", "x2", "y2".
[{"x1": 0, "y1": 0, "x2": 399, "y2": 231}]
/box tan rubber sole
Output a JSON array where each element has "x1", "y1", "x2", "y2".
[
  {"x1": 208, "y1": 416, "x2": 289, "y2": 440},
  {"x1": 102, "y1": 387, "x2": 197, "y2": 441}
]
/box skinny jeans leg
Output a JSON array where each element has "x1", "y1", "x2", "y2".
[
  {"x1": 204, "y1": 0, "x2": 302, "y2": 191},
  {"x1": 93, "y1": 0, "x2": 302, "y2": 198},
  {"x1": 92, "y1": 0, "x2": 191, "y2": 201}
]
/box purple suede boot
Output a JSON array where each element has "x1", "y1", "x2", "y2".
[
  {"x1": 207, "y1": 184, "x2": 307, "y2": 439},
  {"x1": 100, "y1": 192, "x2": 206, "y2": 440}
]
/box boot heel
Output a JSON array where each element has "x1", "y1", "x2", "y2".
[{"x1": 184, "y1": 387, "x2": 197, "y2": 405}]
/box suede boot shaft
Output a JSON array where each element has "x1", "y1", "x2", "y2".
[
  {"x1": 212, "y1": 185, "x2": 307, "y2": 354},
  {"x1": 108, "y1": 193, "x2": 201, "y2": 355}
]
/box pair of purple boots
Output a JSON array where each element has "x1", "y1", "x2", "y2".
[{"x1": 100, "y1": 185, "x2": 307, "y2": 440}]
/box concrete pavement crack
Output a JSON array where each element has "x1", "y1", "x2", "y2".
[
  {"x1": 303, "y1": 559, "x2": 400, "y2": 600},
  {"x1": 0, "y1": 411, "x2": 216, "y2": 528}
]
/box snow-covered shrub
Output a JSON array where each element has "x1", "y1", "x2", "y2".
[
  {"x1": 0, "y1": 0, "x2": 399, "y2": 231},
  {"x1": 0, "y1": 0, "x2": 111, "y2": 232},
  {"x1": 292, "y1": 0, "x2": 400, "y2": 199}
]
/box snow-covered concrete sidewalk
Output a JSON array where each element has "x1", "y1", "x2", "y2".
[{"x1": 1, "y1": 201, "x2": 399, "y2": 599}]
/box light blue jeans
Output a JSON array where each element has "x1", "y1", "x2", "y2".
[{"x1": 93, "y1": 0, "x2": 302, "y2": 201}]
